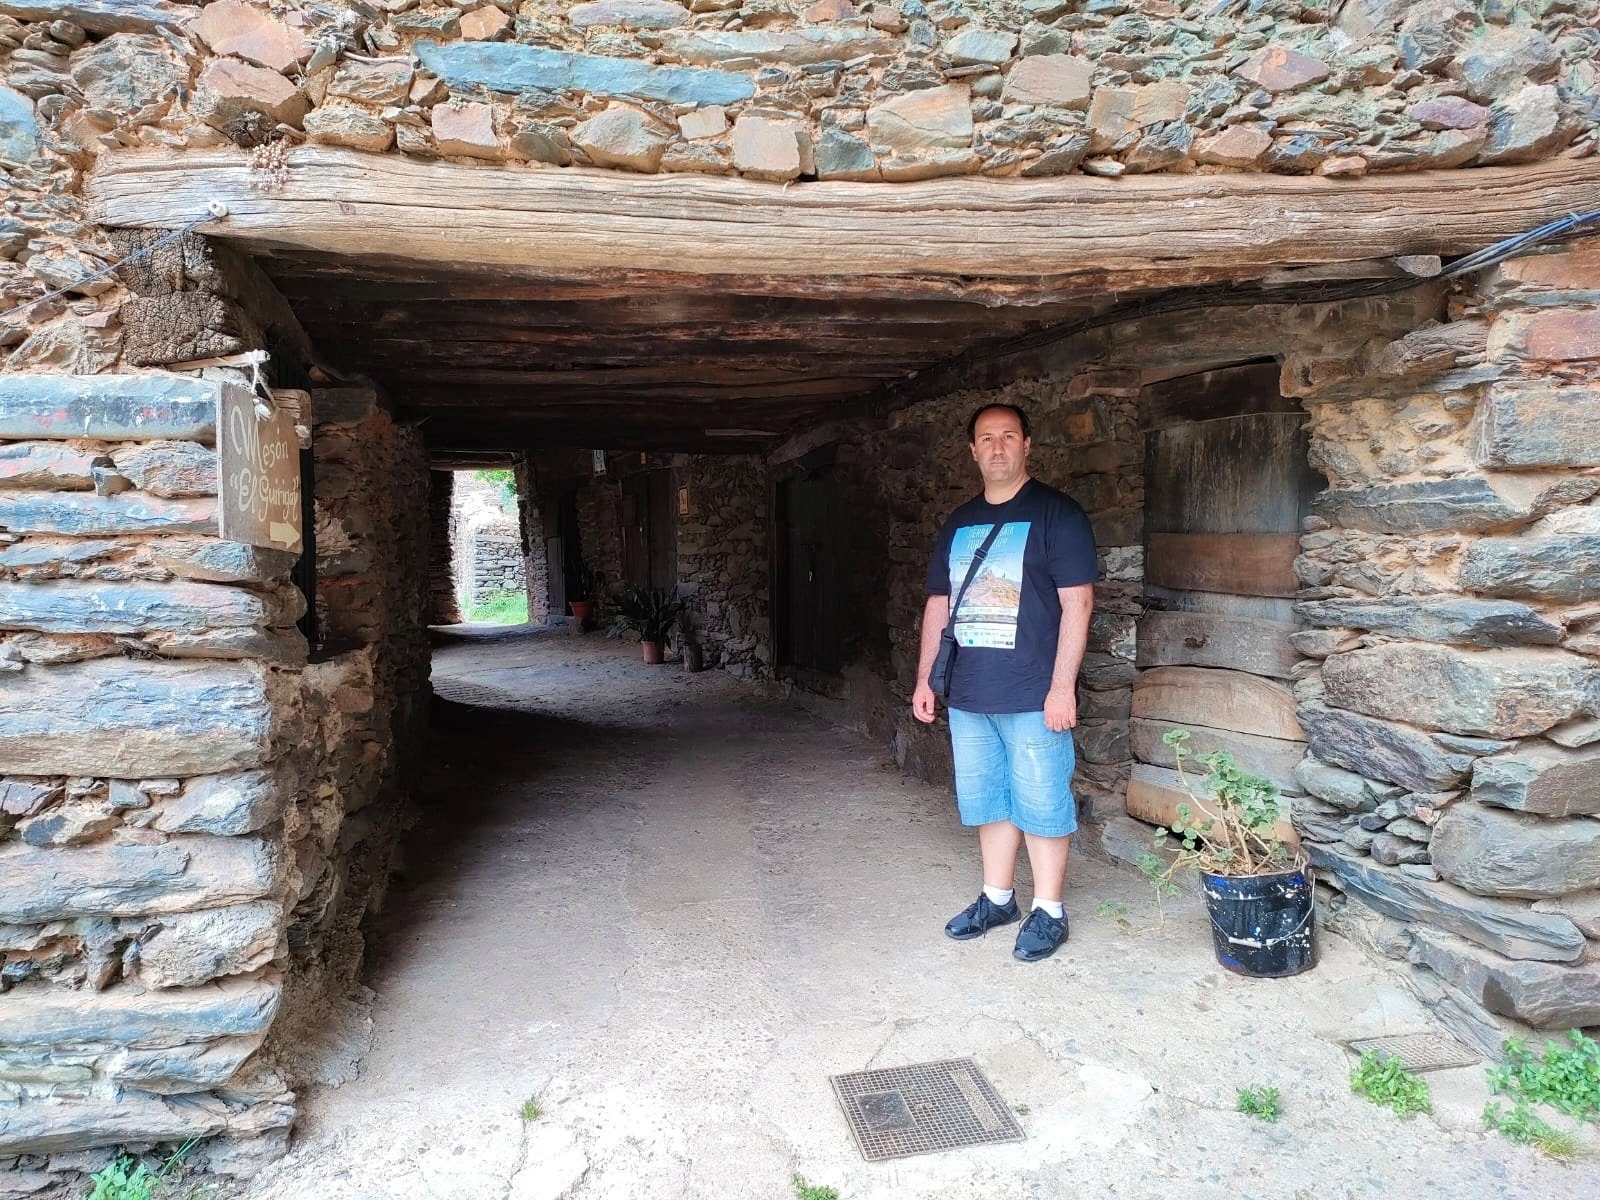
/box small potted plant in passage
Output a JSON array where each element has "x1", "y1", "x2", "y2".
[
  {"x1": 1142, "y1": 729, "x2": 1316, "y2": 978},
  {"x1": 607, "y1": 585, "x2": 685, "y2": 664},
  {"x1": 568, "y1": 565, "x2": 600, "y2": 630}
]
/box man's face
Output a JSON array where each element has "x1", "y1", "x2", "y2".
[{"x1": 969, "y1": 408, "x2": 1030, "y2": 486}]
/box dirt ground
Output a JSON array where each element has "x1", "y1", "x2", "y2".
[{"x1": 233, "y1": 626, "x2": 1595, "y2": 1200}]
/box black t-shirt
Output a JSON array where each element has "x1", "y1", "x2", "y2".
[{"x1": 925, "y1": 479, "x2": 1099, "y2": 714}]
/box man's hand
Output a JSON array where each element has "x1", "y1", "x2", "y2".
[
  {"x1": 913, "y1": 680, "x2": 937, "y2": 724},
  {"x1": 1043, "y1": 685, "x2": 1077, "y2": 732}
]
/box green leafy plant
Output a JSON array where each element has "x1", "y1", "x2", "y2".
[
  {"x1": 476, "y1": 468, "x2": 517, "y2": 508},
  {"x1": 790, "y1": 1175, "x2": 839, "y2": 1200},
  {"x1": 86, "y1": 1140, "x2": 199, "y2": 1200},
  {"x1": 1488, "y1": 1031, "x2": 1600, "y2": 1124},
  {"x1": 1483, "y1": 1099, "x2": 1580, "y2": 1162},
  {"x1": 606, "y1": 586, "x2": 685, "y2": 645},
  {"x1": 518, "y1": 1098, "x2": 542, "y2": 1122},
  {"x1": 1350, "y1": 1050, "x2": 1432, "y2": 1119},
  {"x1": 467, "y1": 589, "x2": 529, "y2": 625},
  {"x1": 1146, "y1": 730, "x2": 1302, "y2": 884},
  {"x1": 1236, "y1": 1085, "x2": 1282, "y2": 1123}
]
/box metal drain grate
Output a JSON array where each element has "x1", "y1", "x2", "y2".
[
  {"x1": 1345, "y1": 1032, "x2": 1480, "y2": 1073},
  {"x1": 830, "y1": 1058, "x2": 1024, "y2": 1162},
  {"x1": 431, "y1": 678, "x2": 516, "y2": 708}
]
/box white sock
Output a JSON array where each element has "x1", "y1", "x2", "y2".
[
  {"x1": 1033, "y1": 898, "x2": 1065, "y2": 920},
  {"x1": 982, "y1": 884, "x2": 1014, "y2": 907}
]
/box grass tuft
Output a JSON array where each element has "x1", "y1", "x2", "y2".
[
  {"x1": 1236, "y1": 1085, "x2": 1281, "y2": 1123},
  {"x1": 1483, "y1": 1100, "x2": 1581, "y2": 1163},
  {"x1": 518, "y1": 1099, "x2": 542, "y2": 1122},
  {"x1": 791, "y1": 1173, "x2": 839, "y2": 1200},
  {"x1": 467, "y1": 589, "x2": 529, "y2": 625},
  {"x1": 1350, "y1": 1050, "x2": 1432, "y2": 1119}
]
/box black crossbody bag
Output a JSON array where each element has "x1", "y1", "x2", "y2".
[{"x1": 929, "y1": 505, "x2": 1015, "y2": 699}]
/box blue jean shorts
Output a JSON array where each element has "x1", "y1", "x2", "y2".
[{"x1": 947, "y1": 708, "x2": 1078, "y2": 838}]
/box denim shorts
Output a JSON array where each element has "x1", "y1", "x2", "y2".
[{"x1": 947, "y1": 708, "x2": 1078, "y2": 838}]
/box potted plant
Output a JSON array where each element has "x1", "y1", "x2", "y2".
[
  {"x1": 1141, "y1": 728, "x2": 1316, "y2": 978},
  {"x1": 607, "y1": 586, "x2": 685, "y2": 664},
  {"x1": 568, "y1": 565, "x2": 601, "y2": 630}
]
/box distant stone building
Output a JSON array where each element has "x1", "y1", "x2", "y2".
[{"x1": 2, "y1": 0, "x2": 1599, "y2": 1187}]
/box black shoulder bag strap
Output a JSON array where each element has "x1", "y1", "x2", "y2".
[{"x1": 929, "y1": 498, "x2": 1015, "y2": 699}]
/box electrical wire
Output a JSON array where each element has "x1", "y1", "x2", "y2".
[{"x1": 976, "y1": 207, "x2": 1600, "y2": 363}]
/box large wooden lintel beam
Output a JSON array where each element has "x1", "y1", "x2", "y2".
[{"x1": 88, "y1": 149, "x2": 1600, "y2": 296}]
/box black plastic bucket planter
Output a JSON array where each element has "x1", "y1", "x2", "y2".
[{"x1": 1200, "y1": 867, "x2": 1316, "y2": 978}]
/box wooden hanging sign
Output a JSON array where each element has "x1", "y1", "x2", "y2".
[{"x1": 217, "y1": 384, "x2": 303, "y2": 554}]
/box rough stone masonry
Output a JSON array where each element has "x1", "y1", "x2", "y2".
[{"x1": 0, "y1": 0, "x2": 1598, "y2": 1190}]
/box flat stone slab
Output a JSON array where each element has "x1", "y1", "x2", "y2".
[
  {"x1": 0, "y1": 1, "x2": 198, "y2": 35},
  {"x1": 0, "y1": 971, "x2": 280, "y2": 1047},
  {"x1": 0, "y1": 657, "x2": 278, "y2": 776},
  {"x1": 1295, "y1": 596, "x2": 1562, "y2": 647},
  {"x1": 1409, "y1": 928, "x2": 1600, "y2": 1030},
  {"x1": 0, "y1": 579, "x2": 281, "y2": 634},
  {"x1": 1308, "y1": 841, "x2": 1585, "y2": 962},
  {"x1": 0, "y1": 1087, "x2": 288, "y2": 1157},
  {"x1": 0, "y1": 491, "x2": 217, "y2": 536},
  {"x1": 0, "y1": 835, "x2": 280, "y2": 922},
  {"x1": 414, "y1": 40, "x2": 754, "y2": 107},
  {"x1": 0, "y1": 374, "x2": 221, "y2": 442}
]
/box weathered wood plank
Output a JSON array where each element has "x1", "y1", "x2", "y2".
[
  {"x1": 1144, "y1": 532, "x2": 1301, "y2": 598},
  {"x1": 1131, "y1": 665, "x2": 1304, "y2": 741},
  {"x1": 1145, "y1": 413, "x2": 1316, "y2": 534},
  {"x1": 1129, "y1": 717, "x2": 1306, "y2": 792},
  {"x1": 1125, "y1": 762, "x2": 1299, "y2": 847},
  {"x1": 1141, "y1": 362, "x2": 1295, "y2": 430},
  {"x1": 88, "y1": 148, "x2": 1600, "y2": 287},
  {"x1": 1136, "y1": 610, "x2": 1301, "y2": 679}
]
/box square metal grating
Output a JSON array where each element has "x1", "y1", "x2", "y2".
[
  {"x1": 1345, "y1": 1032, "x2": 1480, "y2": 1073},
  {"x1": 830, "y1": 1058, "x2": 1025, "y2": 1162}
]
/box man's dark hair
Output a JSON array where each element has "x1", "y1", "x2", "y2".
[{"x1": 966, "y1": 403, "x2": 1031, "y2": 444}]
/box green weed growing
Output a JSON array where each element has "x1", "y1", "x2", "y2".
[
  {"x1": 790, "y1": 1173, "x2": 839, "y2": 1200},
  {"x1": 1236, "y1": 1085, "x2": 1282, "y2": 1122},
  {"x1": 1350, "y1": 1050, "x2": 1432, "y2": 1119}
]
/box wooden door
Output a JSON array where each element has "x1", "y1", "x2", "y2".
[
  {"x1": 780, "y1": 477, "x2": 845, "y2": 674},
  {"x1": 1129, "y1": 374, "x2": 1322, "y2": 811},
  {"x1": 622, "y1": 469, "x2": 677, "y2": 591}
]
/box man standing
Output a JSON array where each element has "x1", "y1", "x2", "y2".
[{"x1": 912, "y1": 403, "x2": 1097, "y2": 962}]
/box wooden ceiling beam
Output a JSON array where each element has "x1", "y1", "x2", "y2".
[{"x1": 89, "y1": 148, "x2": 1600, "y2": 296}]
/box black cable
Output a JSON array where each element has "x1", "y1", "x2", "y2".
[{"x1": 977, "y1": 207, "x2": 1600, "y2": 363}]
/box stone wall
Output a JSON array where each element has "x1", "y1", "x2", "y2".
[
  {"x1": 0, "y1": 371, "x2": 431, "y2": 1186},
  {"x1": 0, "y1": 374, "x2": 303, "y2": 1180},
  {"x1": 426, "y1": 470, "x2": 460, "y2": 625},
  {"x1": 677, "y1": 453, "x2": 769, "y2": 676},
  {"x1": 1284, "y1": 243, "x2": 1600, "y2": 1053}
]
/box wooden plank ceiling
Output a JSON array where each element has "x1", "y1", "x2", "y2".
[{"x1": 260, "y1": 253, "x2": 1105, "y2": 453}]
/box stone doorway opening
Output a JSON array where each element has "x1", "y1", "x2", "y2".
[{"x1": 7, "y1": 152, "x2": 1600, "y2": 1191}]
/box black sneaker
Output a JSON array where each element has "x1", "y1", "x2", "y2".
[
  {"x1": 944, "y1": 893, "x2": 1021, "y2": 941},
  {"x1": 1013, "y1": 908, "x2": 1068, "y2": 962}
]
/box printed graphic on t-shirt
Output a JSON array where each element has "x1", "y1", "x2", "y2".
[{"x1": 948, "y1": 522, "x2": 1031, "y2": 649}]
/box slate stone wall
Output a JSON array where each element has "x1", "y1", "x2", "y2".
[
  {"x1": 0, "y1": 374, "x2": 430, "y2": 1186},
  {"x1": 1285, "y1": 243, "x2": 1600, "y2": 1053},
  {"x1": 677, "y1": 453, "x2": 770, "y2": 676}
]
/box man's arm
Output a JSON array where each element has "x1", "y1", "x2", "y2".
[
  {"x1": 1043, "y1": 584, "x2": 1094, "y2": 732},
  {"x1": 912, "y1": 593, "x2": 950, "y2": 724}
]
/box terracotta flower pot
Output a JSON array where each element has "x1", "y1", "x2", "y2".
[
  {"x1": 569, "y1": 600, "x2": 593, "y2": 628},
  {"x1": 641, "y1": 640, "x2": 664, "y2": 664}
]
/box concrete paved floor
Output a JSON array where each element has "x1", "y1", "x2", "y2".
[{"x1": 238, "y1": 627, "x2": 1594, "y2": 1200}]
